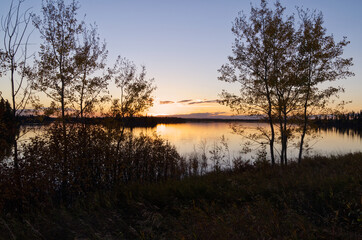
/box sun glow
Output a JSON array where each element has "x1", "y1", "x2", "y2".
[{"x1": 150, "y1": 113, "x2": 170, "y2": 117}]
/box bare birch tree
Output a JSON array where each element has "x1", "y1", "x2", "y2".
[
  {"x1": 1, "y1": 0, "x2": 33, "y2": 194},
  {"x1": 1, "y1": 0, "x2": 33, "y2": 118}
]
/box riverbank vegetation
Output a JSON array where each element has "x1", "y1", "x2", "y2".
[{"x1": 0, "y1": 151, "x2": 360, "y2": 239}]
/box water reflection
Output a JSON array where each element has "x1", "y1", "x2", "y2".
[
  {"x1": 132, "y1": 122, "x2": 362, "y2": 159},
  {"x1": 18, "y1": 122, "x2": 362, "y2": 159}
]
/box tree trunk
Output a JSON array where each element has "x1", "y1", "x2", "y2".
[
  {"x1": 80, "y1": 70, "x2": 86, "y2": 120},
  {"x1": 298, "y1": 99, "x2": 309, "y2": 163},
  {"x1": 279, "y1": 123, "x2": 283, "y2": 165},
  {"x1": 264, "y1": 65, "x2": 275, "y2": 165},
  {"x1": 298, "y1": 63, "x2": 312, "y2": 164},
  {"x1": 60, "y1": 68, "x2": 68, "y2": 203},
  {"x1": 283, "y1": 110, "x2": 288, "y2": 165},
  {"x1": 10, "y1": 59, "x2": 19, "y2": 166},
  {"x1": 10, "y1": 59, "x2": 23, "y2": 211}
]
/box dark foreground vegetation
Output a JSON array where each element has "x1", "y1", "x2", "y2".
[{"x1": 0, "y1": 142, "x2": 360, "y2": 239}]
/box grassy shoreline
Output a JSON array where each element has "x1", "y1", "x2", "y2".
[{"x1": 0, "y1": 153, "x2": 361, "y2": 239}]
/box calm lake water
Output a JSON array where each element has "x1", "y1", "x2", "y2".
[{"x1": 20, "y1": 122, "x2": 362, "y2": 161}]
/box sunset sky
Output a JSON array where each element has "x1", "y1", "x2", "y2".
[{"x1": 0, "y1": 0, "x2": 361, "y2": 117}]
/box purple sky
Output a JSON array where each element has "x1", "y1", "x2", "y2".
[{"x1": 1, "y1": 0, "x2": 361, "y2": 117}]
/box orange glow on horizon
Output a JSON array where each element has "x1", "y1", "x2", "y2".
[
  {"x1": 150, "y1": 113, "x2": 170, "y2": 117},
  {"x1": 147, "y1": 100, "x2": 235, "y2": 117}
]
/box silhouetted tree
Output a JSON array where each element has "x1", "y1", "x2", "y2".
[
  {"x1": 109, "y1": 56, "x2": 156, "y2": 153},
  {"x1": 1, "y1": 0, "x2": 33, "y2": 118},
  {"x1": 1, "y1": 2, "x2": 34, "y2": 207},
  {"x1": 296, "y1": 9, "x2": 354, "y2": 163},
  {"x1": 111, "y1": 56, "x2": 156, "y2": 118},
  {"x1": 31, "y1": 0, "x2": 83, "y2": 201},
  {"x1": 32, "y1": 0, "x2": 82, "y2": 121},
  {"x1": 219, "y1": 0, "x2": 295, "y2": 164},
  {"x1": 73, "y1": 24, "x2": 109, "y2": 119},
  {"x1": 264, "y1": 2, "x2": 299, "y2": 165},
  {"x1": 219, "y1": 0, "x2": 353, "y2": 164}
]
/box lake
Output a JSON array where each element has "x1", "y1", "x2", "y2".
[{"x1": 19, "y1": 122, "x2": 362, "y2": 162}]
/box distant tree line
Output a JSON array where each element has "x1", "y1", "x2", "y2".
[{"x1": 314, "y1": 111, "x2": 362, "y2": 130}]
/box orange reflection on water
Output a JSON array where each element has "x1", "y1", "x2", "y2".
[
  {"x1": 135, "y1": 122, "x2": 362, "y2": 159},
  {"x1": 19, "y1": 122, "x2": 362, "y2": 160}
]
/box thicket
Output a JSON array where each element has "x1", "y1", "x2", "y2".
[
  {"x1": 0, "y1": 124, "x2": 188, "y2": 212},
  {"x1": 0, "y1": 118, "x2": 281, "y2": 214},
  {"x1": 0, "y1": 152, "x2": 360, "y2": 239},
  {"x1": 0, "y1": 97, "x2": 16, "y2": 159}
]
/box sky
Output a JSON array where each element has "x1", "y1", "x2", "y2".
[{"x1": 0, "y1": 0, "x2": 361, "y2": 117}]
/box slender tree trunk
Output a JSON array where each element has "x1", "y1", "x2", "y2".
[
  {"x1": 279, "y1": 120, "x2": 284, "y2": 165},
  {"x1": 10, "y1": 59, "x2": 18, "y2": 166},
  {"x1": 10, "y1": 61, "x2": 16, "y2": 119},
  {"x1": 80, "y1": 70, "x2": 86, "y2": 120},
  {"x1": 298, "y1": 63, "x2": 312, "y2": 164},
  {"x1": 264, "y1": 66, "x2": 275, "y2": 165},
  {"x1": 60, "y1": 64, "x2": 68, "y2": 202},
  {"x1": 10, "y1": 59, "x2": 23, "y2": 211},
  {"x1": 267, "y1": 109, "x2": 275, "y2": 165},
  {"x1": 298, "y1": 97, "x2": 309, "y2": 163},
  {"x1": 283, "y1": 109, "x2": 288, "y2": 165},
  {"x1": 80, "y1": 96, "x2": 83, "y2": 119}
]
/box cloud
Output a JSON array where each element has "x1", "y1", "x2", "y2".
[
  {"x1": 159, "y1": 100, "x2": 175, "y2": 105},
  {"x1": 177, "y1": 99, "x2": 193, "y2": 103},
  {"x1": 169, "y1": 112, "x2": 228, "y2": 119},
  {"x1": 159, "y1": 99, "x2": 220, "y2": 105},
  {"x1": 188, "y1": 99, "x2": 219, "y2": 105},
  {"x1": 168, "y1": 112, "x2": 263, "y2": 120}
]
